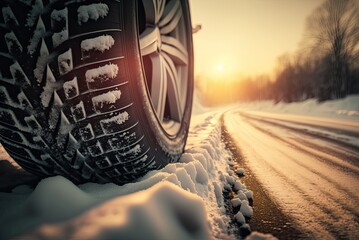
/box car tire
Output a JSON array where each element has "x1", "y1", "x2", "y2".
[{"x1": 0, "y1": 0, "x2": 193, "y2": 184}]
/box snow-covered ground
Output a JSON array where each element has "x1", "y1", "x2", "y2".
[
  {"x1": 235, "y1": 95, "x2": 359, "y2": 121},
  {"x1": 0, "y1": 93, "x2": 257, "y2": 239},
  {"x1": 1, "y1": 94, "x2": 358, "y2": 239}
]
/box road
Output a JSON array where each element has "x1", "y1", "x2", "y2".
[{"x1": 223, "y1": 110, "x2": 359, "y2": 239}]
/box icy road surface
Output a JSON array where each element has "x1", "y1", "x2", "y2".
[{"x1": 224, "y1": 110, "x2": 359, "y2": 239}]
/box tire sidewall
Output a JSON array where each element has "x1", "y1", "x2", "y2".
[{"x1": 123, "y1": 0, "x2": 194, "y2": 164}]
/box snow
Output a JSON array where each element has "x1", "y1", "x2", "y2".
[
  {"x1": 0, "y1": 95, "x2": 254, "y2": 239},
  {"x1": 81, "y1": 35, "x2": 115, "y2": 52},
  {"x1": 224, "y1": 95, "x2": 359, "y2": 239},
  {"x1": 245, "y1": 232, "x2": 278, "y2": 240},
  {"x1": 79, "y1": 123, "x2": 94, "y2": 141},
  {"x1": 244, "y1": 190, "x2": 253, "y2": 200},
  {"x1": 17, "y1": 180, "x2": 209, "y2": 240},
  {"x1": 240, "y1": 200, "x2": 253, "y2": 218},
  {"x1": 50, "y1": 8, "x2": 67, "y2": 22},
  {"x1": 51, "y1": 8, "x2": 69, "y2": 47},
  {"x1": 117, "y1": 144, "x2": 142, "y2": 158},
  {"x1": 85, "y1": 63, "x2": 119, "y2": 83},
  {"x1": 52, "y1": 30, "x2": 69, "y2": 48},
  {"x1": 231, "y1": 198, "x2": 241, "y2": 208},
  {"x1": 235, "y1": 168, "x2": 245, "y2": 177},
  {"x1": 59, "y1": 111, "x2": 73, "y2": 135},
  {"x1": 236, "y1": 95, "x2": 359, "y2": 121},
  {"x1": 3, "y1": 92, "x2": 356, "y2": 239},
  {"x1": 28, "y1": 16, "x2": 45, "y2": 54},
  {"x1": 58, "y1": 49, "x2": 73, "y2": 75},
  {"x1": 63, "y1": 77, "x2": 79, "y2": 99},
  {"x1": 4, "y1": 32, "x2": 22, "y2": 52},
  {"x1": 40, "y1": 65, "x2": 62, "y2": 107},
  {"x1": 234, "y1": 180, "x2": 246, "y2": 192},
  {"x1": 235, "y1": 211, "x2": 246, "y2": 225},
  {"x1": 10, "y1": 62, "x2": 30, "y2": 85},
  {"x1": 33, "y1": 39, "x2": 50, "y2": 83},
  {"x1": 26, "y1": 0, "x2": 43, "y2": 27},
  {"x1": 237, "y1": 190, "x2": 248, "y2": 201},
  {"x1": 100, "y1": 111, "x2": 129, "y2": 125},
  {"x1": 77, "y1": 3, "x2": 109, "y2": 25},
  {"x1": 92, "y1": 90, "x2": 121, "y2": 109}
]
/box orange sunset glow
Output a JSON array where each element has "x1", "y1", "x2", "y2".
[
  {"x1": 191, "y1": 0, "x2": 325, "y2": 77},
  {"x1": 191, "y1": 0, "x2": 359, "y2": 106}
]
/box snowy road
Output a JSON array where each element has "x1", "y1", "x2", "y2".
[
  {"x1": 1, "y1": 97, "x2": 358, "y2": 239},
  {"x1": 224, "y1": 110, "x2": 359, "y2": 239}
]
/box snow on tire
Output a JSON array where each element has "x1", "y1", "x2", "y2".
[{"x1": 0, "y1": 0, "x2": 194, "y2": 184}]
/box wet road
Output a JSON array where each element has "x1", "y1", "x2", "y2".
[{"x1": 224, "y1": 110, "x2": 359, "y2": 239}]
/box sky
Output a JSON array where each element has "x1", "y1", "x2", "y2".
[{"x1": 190, "y1": 0, "x2": 325, "y2": 79}]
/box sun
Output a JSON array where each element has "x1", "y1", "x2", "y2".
[{"x1": 215, "y1": 64, "x2": 224, "y2": 72}]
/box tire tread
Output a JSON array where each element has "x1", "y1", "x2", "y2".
[{"x1": 0, "y1": 0, "x2": 158, "y2": 184}]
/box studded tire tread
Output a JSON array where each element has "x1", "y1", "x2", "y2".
[{"x1": 0, "y1": 0, "x2": 193, "y2": 184}]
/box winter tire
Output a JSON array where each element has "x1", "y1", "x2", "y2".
[{"x1": 0, "y1": 0, "x2": 193, "y2": 184}]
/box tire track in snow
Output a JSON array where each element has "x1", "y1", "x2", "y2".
[
  {"x1": 239, "y1": 111, "x2": 359, "y2": 158},
  {"x1": 240, "y1": 111, "x2": 359, "y2": 138},
  {"x1": 245, "y1": 116, "x2": 359, "y2": 194},
  {"x1": 224, "y1": 111, "x2": 359, "y2": 239},
  {"x1": 241, "y1": 113, "x2": 359, "y2": 231}
]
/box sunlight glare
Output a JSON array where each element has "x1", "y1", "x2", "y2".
[{"x1": 216, "y1": 65, "x2": 224, "y2": 72}]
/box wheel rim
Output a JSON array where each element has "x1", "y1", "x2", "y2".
[{"x1": 138, "y1": 0, "x2": 190, "y2": 136}]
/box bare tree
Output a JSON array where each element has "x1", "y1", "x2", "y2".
[{"x1": 304, "y1": 0, "x2": 359, "y2": 99}]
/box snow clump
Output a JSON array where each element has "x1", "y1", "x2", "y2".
[
  {"x1": 235, "y1": 211, "x2": 246, "y2": 225},
  {"x1": 63, "y1": 77, "x2": 79, "y2": 99},
  {"x1": 240, "y1": 200, "x2": 253, "y2": 218},
  {"x1": 81, "y1": 35, "x2": 115, "y2": 52},
  {"x1": 238, "y1": 190, "x2": 248, "y2": 200},
  {"x1": 231, "y1": 198, "x2": 241, "y2": 208},
  {"x1": 77, "y1": 3, "x2": 109, "y2": 25},
  {"x1": 52, "y1": 30, "x2": 69, "y2": 48},
  {"x1": 85, "y1": 63, "x2": 118, "y2": 83},
  {"x1": 50, "y1": 8, "x2": 67, "y2": 22},
  {"x1": 58, "y1": 49, "x2": 73, "y2": 75},
  {"x1": 92, "y1": 90, "x2": 121, "y2": 108},
  {"x1": 236, "y1": 167, "x2": 245, "y2": 177},
  {"x1": 101, "y1": 111, "x2": 129, "y2": 125}
]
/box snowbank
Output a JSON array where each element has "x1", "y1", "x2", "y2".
[
  {"x1": 0, "y1": 109, "x2": 253, "y2": 239},
  {"x1": 14, "y1": 180, "x2": 209, "y2": 240},
  {"x1": 0, "y1": 88, "x2": 292, "y2": 239}
]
